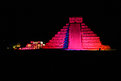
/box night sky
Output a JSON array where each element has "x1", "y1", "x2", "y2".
[{"x1": 0, "y1": 0, "x2": 120, "y2": 50}]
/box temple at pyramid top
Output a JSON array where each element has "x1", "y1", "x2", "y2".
[{"x1": 69, "y1": 17, "x2": 83, "y2": 23}]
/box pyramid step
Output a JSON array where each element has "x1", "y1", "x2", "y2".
[
  {"x1": 81, "y1": 23, "x2": 85, "y2": 25},
  {"x1": 82, "y1": 37, "x2": 100, "y2": 40},
  {"x1": 51, "y1": 39, "x2": 65, "y2": 41},
  {"x1": 54, "y1": 35, "x2": 66, "y2": 37},
  {"x1": 82, "y1": 31, "x2": 94, "y2": 34},
  {"x1": 48, "y1": 43, "x2": 64, "y2": 45},
  {"x1": 57, "y1": 32, "x2": 67, "y2": 34},
  {"x1": 82, "y1": 34, "x2": 97, "y2": 37},
  {"x1": 83, "y1": 48, "x2": 101, "y2": 50},
  {"x1": 81, "y1": 28, "x2": 91, "y2": 31},
  {"x1": 66, "y1": 23, "x2": 69, "y2": 26},
  {"x1": 49, "y1": 40, "x2": 65, "y2": 43},
  {"x1": 63, "y1": 26, "x2": 68, "y2": 29},
  {"x1": 82, "y1": 40, "x2": 101, "y2": 43},
  {"x1": 50, "y1": 39, "x2": 65, "y2": 41},
  {"x1": 82, "y1": 43, "x2": 101, "y2": 46},
  {"x1": 60, "y1": 29, "x2": 68, "y2": 31},
  {"x1": 83, "y1": 46, "x2": 101, "y2": 49},
  {"x1": 81, "y1": 25, "x2": 88, "y2": 28},
  {"x1": 46, "y1": 43, "x2": 64, "y2": 45}
]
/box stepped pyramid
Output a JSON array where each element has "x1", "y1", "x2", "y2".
[{"x1": 42, "y1": 17, "x2": 111, "y2": 51}]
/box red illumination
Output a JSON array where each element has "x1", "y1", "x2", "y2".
[
  {"x1": 82, "y1": 34, "x2": 97, "y2": 37},
  {"x1": 19, "y1": 41, "x2": 45, "y2": 50},
  {"x1": 81, "y1": 28, "x2": 91, "y2": 31},
  {"x1": 68, "y1": 23, "x2": 82, "y2": 50},
  {"x1": 82, "y1": 37, "x2": 100, "y2": 40},
  {"x1": 81, "y1": 25, "x2": 88, "y2": 28},
  {"x1": 42, "y1": 17, "x2": 111, "y2": 51},
  {"x1": 63, "y1": 26, "x2": 68, "y2": 28},
  {"x1": 82, "y1": 40, "x2": 101, "y2": 43},
  {"x1": 69, "y1": 17, "x2": 83, "y2": 23},
  {"x1": 30, "y1": 41, "x2": 34, "y2": 43},
  {"x1": 66, "y1": 23, "x2": 69, "y2": 26},
  {"x1": 82, "y1": 31, "x2": 94, "y2": 33},
  {"x1": 81, "y1": 23, "x2": 85, "y2": 25}
]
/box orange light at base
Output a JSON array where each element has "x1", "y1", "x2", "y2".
[{"x1": 19, "y1": 41, "x2": 45, "y2": 50}]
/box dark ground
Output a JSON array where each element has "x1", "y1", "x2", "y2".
[{"x1": 0, "y1": 49, "x2": 121, "y2": 80}]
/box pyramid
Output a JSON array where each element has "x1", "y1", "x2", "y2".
[{"x1": 42, "y1": 17, "x2": 111, "y2": 51}]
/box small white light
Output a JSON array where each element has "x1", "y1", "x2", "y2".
[
  {"x1": 40, "y1": 41, "x2": 43, "y2": 44},
  {"x1": 43, "y1": 44, "x2": 45, "y2": 46}
]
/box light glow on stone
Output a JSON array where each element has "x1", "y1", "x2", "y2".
[{"x1": 42, "y1": 17, "x2": 111, "y2": 51}]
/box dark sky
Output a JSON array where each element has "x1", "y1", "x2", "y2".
[{"x1": 0, "y1": 0, "x2": 120, "y2": 49}]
